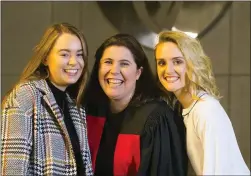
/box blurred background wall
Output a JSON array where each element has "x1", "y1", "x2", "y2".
[{"x1": 1, "y1": 1, "x2": 250, "y2": 172}]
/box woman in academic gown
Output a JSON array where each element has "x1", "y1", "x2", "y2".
[{"x1": 83, "y1": 33, "x2": 188, "y2": 176}]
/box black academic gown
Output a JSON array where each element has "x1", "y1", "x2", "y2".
[{"x1": 86, "y1": 100, "x2": 187, "y2": 176}]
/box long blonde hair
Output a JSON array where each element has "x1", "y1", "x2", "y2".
[
  {"x1": 2, "y1": 22, "x2": 88, "y2": 107},
  {"x1": 155, "y1": 30, "x2": 221, "y2": 103}
]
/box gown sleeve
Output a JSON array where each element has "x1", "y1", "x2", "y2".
[{"x1": 137, "y1": 102, "x2": 187, "y2": 176}]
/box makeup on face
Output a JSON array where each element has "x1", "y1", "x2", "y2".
[
  {"x1": 98, "y1": 46, "x2": 141, "y2": 102},
  {"x1": 45, "y1": 33, "x2": 85, "y2": 91},
  {"x1": 155, "y1": 42, "x2": 187, "y2": 94}
]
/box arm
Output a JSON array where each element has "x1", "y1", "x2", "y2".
[
  {"x1": 138, "y1": 104, "x2": 187, "y2": 176},
  {"x1": 194, "y1": 100, "x2": 250, "y2": 175},
  {"x1": 1, "y1": 85, "x2": 33, "y2": 175}
]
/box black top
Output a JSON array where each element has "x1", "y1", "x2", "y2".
[
  {"x1": 46, "y1": 80, "x2": 85, "y2": 176},
  {"x1": 95, "y1": 109, "x2": 126, "y2": 176}
]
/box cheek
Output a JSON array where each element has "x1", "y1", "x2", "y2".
[
  {"x1": 48, "y1": 62, "x2": 61, "y2": 72},
  {"x1": 46, "y1": 59, "x2": 55, "y2": 68},
  {"x1": 175, "y1": 65, "x2": 186, "y2": 76},
  {"x1": 123, "y1": 70, "x2": 138, "y2": 83},
  {"x1": 180, "y1": 68, "x2": 187, "y2": 79},
  {"x1": 177, "y1": 68, "x2": 187, "y2": 86},
  {"x1": 78, "y1": 59, "x2": 85, "y2": 68},
  {"x1": 157, "y1": 67, "x2": 165, "y2": 77},
  {"x1": 98, "y1": 67, "x2": 108, "y2": 82},
  {"x1": 98, "y1": 69, "x2": 103, "y2": 82}
]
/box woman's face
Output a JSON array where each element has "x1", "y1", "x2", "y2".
[
  {"x1": 155, "y1": 42, "x2": 187, "y2": 94},
  {"x1": 45, "y1": 33, "x2": 85, "y2": 91},
  {"x1": 98, "y1": 46, "x2": 142, "y2": 102}
]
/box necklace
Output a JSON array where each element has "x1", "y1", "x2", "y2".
[{"x1": 182, "y1": 93, "x2": 206, "y2": 116}]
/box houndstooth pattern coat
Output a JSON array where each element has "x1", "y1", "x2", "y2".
[{"x1": 1, "y1": 79, "x2": 93, "y2": 175}]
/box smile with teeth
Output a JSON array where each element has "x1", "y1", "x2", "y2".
[
  {"x1": 165, "y1": 76, "x2": 179, "y2": 83},
  {"x1": 107, "y1": 78, "x2": 123, "y2": 85},
  {"x1": 64, "y1": 69, "x2": 78, "y2": 74}
]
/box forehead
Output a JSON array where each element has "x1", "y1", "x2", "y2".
[
  {"x1": 102, "y1": 46, "x2": 134, "y2": 61},
  {"x1": 53, "y1": 33, "x2": 82, "y2": 50},
  {"x1": 156, "y1": 42, "x2": 183, "y2": 59}
]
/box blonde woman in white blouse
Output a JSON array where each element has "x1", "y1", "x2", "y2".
[{"x1": 154, "y1": 30, "x2": 250, "y2": 175}]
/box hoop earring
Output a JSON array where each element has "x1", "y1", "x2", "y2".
[
  {"x1": 42, "y1": 65, "x2": 49, "y2": 79},
  {"x1": 45, "y1": 67, "x2": 49, "y2": 79}
]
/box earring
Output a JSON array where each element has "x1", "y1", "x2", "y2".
[
  {"x1": 45, "y1": 67, "x2": 49, "y2": 78},
  {"x1": 41, "y1": 65, "x2": 49, "y2": 78}
]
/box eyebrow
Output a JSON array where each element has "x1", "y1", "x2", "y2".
[
  {"x1": 58, "y1": 49, "x2": 83, "y2": 53},
  {"x1": 101, "y1": 58, "x2": 132, "y2": 64},
  {"x1": 156, "y1": 56, "x2": 184, "y2": 60},
  {"x1": 119, "y1": 59, "x2": 132, "y2": 64}
]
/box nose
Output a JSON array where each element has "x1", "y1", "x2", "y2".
[
  {"x1": 68, "y1": 55, "x2": 77, "y2": 65},
  {"x1": 164, "y1": 62, "x2": 174, "y2": 74},
  {"x1": 110, "y1": 63, "x2": 120, "y2": 74}
]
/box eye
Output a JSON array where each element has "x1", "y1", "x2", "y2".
[
  {"x1": 120, "y1": 62, "x2": 129, "y2": 67},
  {"x1": 77, "y1": 53, "x2": 83, "y2": 58},
  {"x1": 173, "y1": 59, "x2": 183, "y2": 65},
  {"x1": 59, "y1": 52, "x2": 70, "y2": 57},
  {"x1": 157, "y1": 60, "x2": 166, "y2": 66},
  {"x1": 104, "y1": 60, "x2": 112, "y2": 64}
]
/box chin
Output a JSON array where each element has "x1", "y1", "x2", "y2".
[
  {"x1": 67, "y1": 78, "x2": 80, "y2": 84},
  {"x1": 107, "y1": 94, "x2": 121, "y2": 100},
  {"x1": 163, "y1": 86, "x2": 176, "y2": 93}
]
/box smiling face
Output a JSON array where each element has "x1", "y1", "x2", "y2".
[
  {"x1": 98, "y1": 46, "x2": 142, "y2": 102},
  {"x1": 44, "y1": 33, "x2": 84, "y2": 91},
  {"x1": 155, "y1": 42, "x2": 187, "y2": 94}
]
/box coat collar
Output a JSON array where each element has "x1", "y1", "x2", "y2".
[
  {"x1": 28, "y1": 79, "x2": 84, "y2": 163},
  {"x1": 30, "y1": 79, "x2": 75, "y2": 104}
]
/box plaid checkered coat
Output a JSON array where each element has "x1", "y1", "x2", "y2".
[{"x1": 1, "y1": 79, "x2": 93, "y2": 175}]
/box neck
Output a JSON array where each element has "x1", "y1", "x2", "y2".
[
  {"x1": 110, "y1": 93, "x2": 134, "y2": 114},
  {"x1": 174, "y1": 88, "x2": 194, "y2": 109},
  {"x1": 49, "y1": 79, "x2": 67, "y2": 91}
]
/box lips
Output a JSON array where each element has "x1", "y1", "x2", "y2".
[
  {"x1": 64, "y1": 69, "x2": 78, "y2": 73},
  {"x1": 106, "y1": 78, "x2": 124, "y2": 85},
  {"x1": 164, "y1": 76, "x2": 179, "y2": 83},
  {"x1": 64, "y1": 69, "x2": 79, "y2": 76}
]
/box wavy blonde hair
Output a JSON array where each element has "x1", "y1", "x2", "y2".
[{"x1": 155, "y1": 30, "x2": 222, "y2": 102}]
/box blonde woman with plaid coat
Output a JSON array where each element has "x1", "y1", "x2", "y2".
[{"x1": 1, "y1": 23, "x2": 93, "y2": 175}]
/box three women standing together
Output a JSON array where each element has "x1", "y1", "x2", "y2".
[{"x1": 1, "y1": 23, "x2": 249, "y2": 175}]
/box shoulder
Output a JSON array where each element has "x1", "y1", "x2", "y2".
[
  {"x1": 149, "y1": 100, "x2": 174, "y2": 117},
  {"x1": 190, "y1": 94, "x2": 231, "y2": 131},
  {"x1": 2, "y1": 81, "x2": 37, "y2": 110},
  {"x1": 15, "y1": 79, "x2": 47, "y2": 96},
  {"x1": 3, "y1": 80, "x2": 45, "y2": 109},
  {"x1": 135, "y1": 99, "x2": 174, "y2": 121},
  {"x1": 140, "y1": 100, "x2": 175, "y2": 132},
  {"x1": 12, "y1": 80, "x2": 39, "y2": 99},
  {"x1": 139, "y1": 99, "x2": 173, "y2": 114},
  {"x1": 194, "y1": 94, "x2": 228, "y2": 120},
  {"x1": 196, "y1": 94, "x2": 222, "y2": 111}
]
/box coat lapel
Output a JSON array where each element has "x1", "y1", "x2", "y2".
[
  {"x1": 42, "y1": 93, "x2": 69, "y2": 135},
  {"x1": 66, "y1": 94, "x2": 86, "y2": 150},
  {"x1": 33, "y1": 80, "x2": 76, "y2": 159}
]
